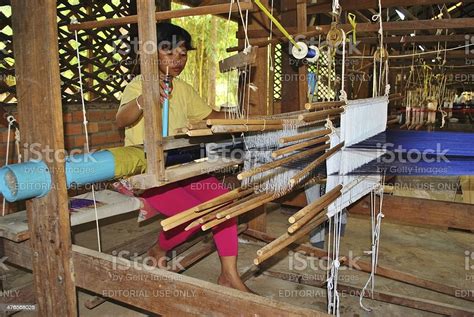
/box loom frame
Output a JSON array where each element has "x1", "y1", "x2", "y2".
[{"x1": 1, "y1": 0, "x2": 474, "y2": 316}]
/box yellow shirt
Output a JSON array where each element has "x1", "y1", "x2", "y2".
[{"x1": 120, "y1": 75, "x2": 213, "y2": 146}]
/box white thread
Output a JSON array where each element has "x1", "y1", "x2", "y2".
[{"x1": 73, "y1": 24, "x2": 102, "y2": 253}]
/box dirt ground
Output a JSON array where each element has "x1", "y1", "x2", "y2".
[{"x1": 4, "y1": 203, "x2": 474, "y2": 316}]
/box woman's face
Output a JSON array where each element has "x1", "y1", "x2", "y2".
[{"x1": 158, "y1": 41, "x2": 188, "y2": 78}]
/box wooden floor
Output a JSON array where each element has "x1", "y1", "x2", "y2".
[{"x1": 5, "y1": 203, "x2": 474, "y2": 316}]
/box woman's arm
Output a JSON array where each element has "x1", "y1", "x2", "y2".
[{"x1": 116, "y1": 95, "x2": 144, "y2": 128}]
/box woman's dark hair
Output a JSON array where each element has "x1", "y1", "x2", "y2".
[{"x1": 156, "y1": 22, "x2": 194, "y2": 51}]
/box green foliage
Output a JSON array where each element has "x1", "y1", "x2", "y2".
[{"x1": 171, "y1": 3, "x2": 239, "y2": 108}]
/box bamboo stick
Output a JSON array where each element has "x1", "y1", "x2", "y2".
[
  {"x1": 187, "y1": 120, "x2": 209, "y2": 130},
  {"x1": 68, "y1": 2, "x2": 254, "y2": 31},
  {"x1": 279, "y1": 128, "x2": 331, "y2": 144},
  {"x1": 160, "y1": 187, "x2": 252, "y2": 227},
  {"x1": 196, "y1": 187, "x2": 254, "y2": 212},
  {"x1": 304, "y1": 101, "x2": 346, "y2": 111},
  {"x1": 224, "y1": 194, "x2": 276, "y2": 220},
  {"x1": 252, "y1": 109, "x2": 309, "y2": 119},
  {"x1": 288, "y1": 210, "x2": 326, "y2": 234},
  {"x1": 185, "y1": 192, "x2": 260, "y2": 231},
  {"x1": 289, "y1": 184, "x2": 343, "y2": 224},
  {"x1": 254, "y1": 216, "x2": 328, "y2": 265},
  {"x1": 184, "y1": 218, "x2": 204, "y2": 231},
  {"x1": 198, "y1": 193, "x2": 260, "y2": 226},
  {"x1": 272, "y1": 135, "x2": 329, "y2": 158},
  {"x1": 298, "y1": 108, "x2": 344, "y2": 122},
  {"x1": 289, "y1": 142, "x2": 344, "y2": 187},
  {"x1": 237, "y1": 143, "x2": 330, "y2": 181},
  {"x1": 201, "y1": 216, "x2": 230, "y2": 231},
  {"x1": 211, "y1": 124, "x2": 283, "y2": 134},
  {"x1": 186, "y1": 128, "x2": 213, "y2": 136},
  {"x1": 206, "y1": 118, "x2": 283, "y2": 126},
  {"x1": 216, "y1": 192, "x2": 274, "y2": 219},
  {"x1": 162, "y1": 203, "x2": 227, "y2": 232}
]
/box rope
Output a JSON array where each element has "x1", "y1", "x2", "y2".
[
  {"x1": 253, "y1": 0, "x2": 301, "y2": 49},
  {"x1": 72, "y1": 21, "x2": 102, "y2": 253},
  {"x1": 359, "y1": 178, "x2": 385, "y2": 311},
  {"x1": 236, "y1": 0, "x2": 252, "y2": 51},
  {"x1": 2, "y1": 116, "x2": 15, "y2": 216},
  {"x1": 339, "y1": 30, "x2": 347, "y2": 102}
]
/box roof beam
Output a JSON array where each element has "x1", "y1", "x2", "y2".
[
  {"x1": 305, "y1": 0, "x2": 474, "y2": 15},
  {"x1": 360, "y1": 34, "x2": 468, "y2": 44},
  {"x1": 350, "y1": 50, "x2": 474, "y2": 59},
  {"x1": 238, "y1": 18, "x2": 474, "y2": 38}
]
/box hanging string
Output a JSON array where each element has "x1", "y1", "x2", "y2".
[
  {"x1": 339, "y1": 30, "x2": 347, "y2": 102},
  {"x1": 236, "y1": 0, "x2": 251, "y2": 52},
  {"x1": 254, "y1": 0, "x2": 301, "y2": 49},
  {"x1": 268, "y1": 0, "x2": 275, "y2": 72},
  {"x1": 2, "y1": 116, "x2": 16, "y2": 216},
  {"x1": 359, "y1": 175, "x2": 385, "y2": 311},
  {"x1": 72, "y1": 20, "x2": 102, "y2": 253}
]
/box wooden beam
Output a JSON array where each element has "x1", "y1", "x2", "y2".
[
  {"x1": 127, "y1": 157, "x2": 242, "y2": 190},
  {"x1": 360, "y1": 34, "x2": 469, "y2": 44},
  {"x1": 305, "y1": 0, "x2": 474, "y2": 15},
  {"x1": 218, "y1": 46, "x2": 258, "y2": 73},
  {"x1": 137, "y1": 0, "x2": 166, "y2": 183},
  {"x1": 10, "y1": 1, "x2": 77, "y2": 315},
  {"x1": 349, "y1": 194, "x2": 474, "y2": 231},
  {"x1": 85, "y1": 225, "x2": 247, "y2": 310},
  {"x1": 264, "y1": 270, "x2": 474, "y2": 316},
  {"x1": 244, "y1": 229, "x2": 474, "y2": 302},
  {"x1": 68, "y1": 2, "x2": 253, "y2": 31},
  {"x1": 237, "y1": 18, "x2": 474, "y2": 39},
  {"x1": 1, "y1": 239, "x2": 327, "y2": 316}
]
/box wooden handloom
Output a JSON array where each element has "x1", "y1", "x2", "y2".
[{"x1": 1, "y1": 1, "x2": 474, "y2": 316}]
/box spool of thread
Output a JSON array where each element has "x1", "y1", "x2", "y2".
[{"x1": 291, "y1": 42, "x2": 320, "y2": 63}]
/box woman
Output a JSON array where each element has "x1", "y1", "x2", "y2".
[{"x1": 116, "y1": 22, "x2": 251, "y2": 292}]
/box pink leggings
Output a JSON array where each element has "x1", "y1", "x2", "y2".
[{"x1": 141, "y1": 175, "x2": 238, "y2": 257}]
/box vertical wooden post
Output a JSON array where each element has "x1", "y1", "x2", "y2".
[
  {"x1": 297, "y1": 0, "x2": 308, "y2": 107},
  {"x1": 137, "y1": 0, "x2": 166, "y2": 182},
  {"x1": 245, "y1": 0, "x2": 271, "y2": 232},
  {"x1": 280, "y1": 0, "x2": 307, "y2": 112},
  {"x1": 11, "y1": 1, "x2": 77, "y2": 315}
]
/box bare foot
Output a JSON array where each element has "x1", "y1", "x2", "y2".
[
  {"x1": 218, "y1": 273, "x2": 256, "y2": 294},
  {"x1": 145, "y1": 243, "x2": 168, "y2": 269}
]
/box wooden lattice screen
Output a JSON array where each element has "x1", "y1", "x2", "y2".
[{"x1": 0, "y1": 0, "x2": 137, "y2": 105}]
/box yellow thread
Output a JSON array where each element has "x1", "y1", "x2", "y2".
[
  {"x1": 254, "y1": 0, "x2": 301, "y2": 50},
  {"x1": 347, "y1": 13, "x2": 357, "y2": 44}
]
